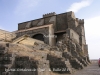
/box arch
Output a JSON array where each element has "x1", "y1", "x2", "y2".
[{"x1": 32, "y1": 34, "x2": 44, "y2": 42}]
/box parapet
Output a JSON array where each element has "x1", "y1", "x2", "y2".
[
  {"x1": 76, "y1": 18, "x2": 79, "y2": 22},
  {"x1": 43, "y1": 12, "x2": 56, "y2": 18},
  {"x1": 67, "y1": 11, "x2": 76, "y2": 20},
  {"x1": 79, "y1": 19, "x2": 84, "y2": 24}
]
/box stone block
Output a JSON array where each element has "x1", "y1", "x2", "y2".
[
  {"x1": 32, "y1": 52, "x2": 47, "y2": 60},
  {"x1": 38, "y1": 60, "x2": 50, "y2": 75},
  {"x1": 65, "y1": 60, "x2": 72, "y2": 73},
  {"x1": 70, "y1": 58, "x2": 84, "y2": 69},
  {"x1": 37, "y1": 19, "x2": 44, "y2": 26}
]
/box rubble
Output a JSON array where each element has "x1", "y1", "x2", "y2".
[{"x1": 0, "y1": 35, "x2": 90, "y2": 75}]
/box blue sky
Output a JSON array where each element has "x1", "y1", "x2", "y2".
[{"x1": 0, "y1": 0, "x2": 100, "y2": 59}]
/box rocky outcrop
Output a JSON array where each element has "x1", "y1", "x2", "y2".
[
  {"x1": 0, "y1": 29, "x2": 16, "y2": 42},
  {"x1": 0, "y1": 35, "x2": 90, "y2": 75}
]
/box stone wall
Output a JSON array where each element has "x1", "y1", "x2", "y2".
[
  {"x1": 18, "y1": 11, "x2": 75, "y2": 32},
  {"x1": 16, "y1": 24, "x2": 56, "y2": 46},
  {"x1": 16, "y1": 27, "x2": 49, "y2": 44},
  {"x1": 66, "y1": 28, "x2": 79, "y2": 43},
  {"x1": 16, "y1": 11, "x2": 87, "y2": 47}
]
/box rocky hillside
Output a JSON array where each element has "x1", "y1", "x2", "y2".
[
  {"x1": 0, "y1": 34, "x2": 90, "y2": 75},
  {"x1": 0, "y1": 29, "x2": 16, "y2": 42}
]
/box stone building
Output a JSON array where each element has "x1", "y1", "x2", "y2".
[
  {"x1": 0, "y1": 11, "x2": 90, "y2": 75},
  {"x1": 15, "y1": 11, "x2": 88, "y2": 55}
]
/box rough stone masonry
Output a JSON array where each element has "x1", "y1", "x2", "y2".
[{"x1": 0, "y1": 11, "x2": 90, "y2": 75}]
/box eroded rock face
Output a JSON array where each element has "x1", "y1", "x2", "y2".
[{"x1": 0, "y1": 38, "x2": 90, "y2": 75}]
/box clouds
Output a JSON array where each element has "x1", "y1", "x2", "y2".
[
  {"x1": 67, "y1": 0, "x2": 93, "y2": 13},
  {"x1": 14, "y1": 0, "x2": 40, "y2": 15},
  {"x1": 85, "y1": 16, "x2": 100, "y2": 37},
  {"x1": 84, "y1": 16, "x2": 100, "y2": 59}
]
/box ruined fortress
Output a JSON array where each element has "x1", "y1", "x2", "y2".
[{"x1": 0, "y1": 11, "x2": 90, "y2": 75}]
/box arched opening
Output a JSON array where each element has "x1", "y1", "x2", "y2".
[
  {"x1": 55, "y1": 32, "x2": 66, "y2": 43},
  {"x1": 32, "y1": 34, "x2": 44, "y2": 42}
]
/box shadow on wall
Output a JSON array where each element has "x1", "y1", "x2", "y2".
[{"x1": 32, "y1": 34, "x2": 44, "y2": 42}]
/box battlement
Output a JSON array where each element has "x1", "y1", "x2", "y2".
[
  {"x1": 43, "y1": 12, "x2": 56, "y2": 18},
  {"x1": 79, "y1": 19, "x2": 84, "y2": 24},
  {"x1": 67, "y1": 11, "x2": 76, "y2": 21},
  {"x1": 76, "y1": 18, "x2": 79, "y2": 22}
]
